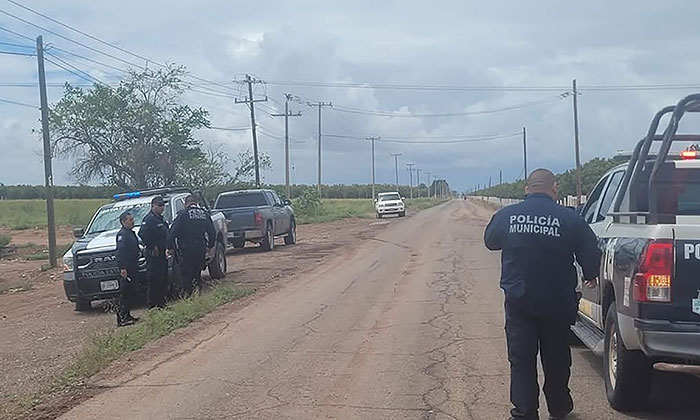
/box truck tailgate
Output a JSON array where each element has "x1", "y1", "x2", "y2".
[{"x1": 221, "y1": 207, "x2": 258, "y2": 231}]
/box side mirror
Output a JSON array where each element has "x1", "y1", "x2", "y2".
[
  {"x1": 401, "y1": 197, "x2": 406, "y2": 200},
  {"x1": 73, "y1": 227, "x2": 85, "y2": 238},
  {"x1": 283, "y1": 199, "x2": 292, "y2": 206}
]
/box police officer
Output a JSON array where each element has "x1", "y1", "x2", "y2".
[
  {"x1": 167, "y1": 195, "x2": 216, "y2": 296},
  {"x1": 484, "y1": 169, "x2": 600, "y2": 420},
  {"x1": 115, "y1": 211, "x2": 140, "y2": 327},
  {"x1": 139, "y1": 196, "x2": 169, "y2": 308}
]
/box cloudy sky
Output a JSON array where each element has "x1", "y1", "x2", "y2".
[{"x1": 2, "y1": 0, "x2": 700, "y2": 192}]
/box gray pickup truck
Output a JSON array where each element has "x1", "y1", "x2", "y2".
[
  {"x1": 214, "y1": 189, "x2": 296, "y2": 251},
  {"x1": 572, "y1": 95, "x2": 700, "y2": 412},
  {"x1": 62, "y1": 188, "x2": 228, "y2": 311}
]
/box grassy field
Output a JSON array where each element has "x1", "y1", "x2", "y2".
[
  {"x1": 296, "y1": 197, "x2": 449, "y2": 224},
  {"x1": 0, "y1": 199, "x2": 107, "y2": 229},
  {"x1": 0, "y1": 198, "x2": 449, "y2": 230}
]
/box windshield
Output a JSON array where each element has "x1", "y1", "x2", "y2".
[
  {"x1": 378, "y1": 193, "x2": 401, "y2": 202},
  {"x1": 215, "y1": 193, "x2": 267, "y2": 208},
  {"x1": 87, "y1": 202, "x2": 153, "y2": 234}
]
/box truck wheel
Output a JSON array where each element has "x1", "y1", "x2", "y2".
[
  {"x1": 399, "y1": 211, "x2": 406, "y2": 217},
  {"x1": 284, "y1": 219, "x2": 297, "y2": 245},
  {"x1": 232, "y1": 239, "x2": 245, "y2": 249},
  {"x1": 376, "y1": 213, "x2": 382, "y2": 219},
  {"x1": 74, "y1": 297, "x2": 91, "y2": 312},
  {"x1": 261, "y1": 223, "x2": 275, "y2": 251},
  {"x1": 604, "y1": 304, "x2": 652, "y2": 411},
  {"x1": 208, "y1": 241, "x2": 227, "y2": 279}
]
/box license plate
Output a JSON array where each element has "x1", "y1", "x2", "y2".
[{"x1": 100, "y1": 280, "x2": 119, "y2": 292}]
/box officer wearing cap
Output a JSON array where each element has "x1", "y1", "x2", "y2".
[
  {"x1": 484, "y1": 169, "x2": 600, "y2": 420},
  {"x1": 115, "y1": 211, "x2": 140, "y2": 327},
  {"x1": 167, "y1": 194, "x2": 216, "y2": 296},
  {"x1": 139, "y1": 196, "x2": 169, "y2": 308}
]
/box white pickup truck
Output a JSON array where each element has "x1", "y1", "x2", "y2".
[{"x1": 375, "y1": 192, "x2": 406, "y2": 218}]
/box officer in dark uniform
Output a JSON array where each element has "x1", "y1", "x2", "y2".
[
  {"x1": 484, "y1": 169, "x2": 600, "y2": 420},
  {"x1": 138, "y1": 196, "x2": 169, "y2": 308},
  {"x1": 167, "y1": 195, "x2": 216, "y2": 296},
  {"x1": 115, "y1": 211, "x2": 141, "y2": 327}
]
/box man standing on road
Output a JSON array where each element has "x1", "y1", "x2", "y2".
[
  {"x1": 484, "y1": 169, "x2": 600, "y2": 420},
  {"x1": 139, "y1": 196, "x2": 169, "y2": 308},
  {"x1": 115, "y1": 211, "x2": 141, "y2": 327},
  {"x1": 167, "y1": 195, "x2": 216, "y2": 297}
]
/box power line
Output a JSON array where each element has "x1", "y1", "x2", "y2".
[
  {"x1": 0, "y1": 3, "x2": 238, "y2": 94},
  {"x1": 332, "y1": 93, "x2": 569, "y2": 118},
  {"x1": 45, "y1": 51, "x2": 104, "y2": 84},
  {"x1": 44, "y1": 55, "x2": 99, "y2": 84},
  {"x1": 208, "y1": 125, "x2": 252, "y2": 132},
  {"x1": 0, "y1": 40, "x2": 33, "y2": 48},
  {"x1": 0, "y1": 97, "x2": 36, "y2": 108},
  {"x1": 0, "y1": 25, "x2": 34, "y2": 41},
  {"x1": 266, "y1": 79, "x2": 700, "y2": 92},
  {"x1": 0, "y1": 49, "x2": 33, "y2": 56},
  {"x1": 323, "y1": 132, "x2": 521, "y2": 144}
]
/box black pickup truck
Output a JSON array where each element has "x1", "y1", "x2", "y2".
[
  {"x1": 214, "y1": 189, "x2": 296, "y2": 251},
  {"x1": 572, "y1": 94, "x2": 700, "y2": 411},
  {"x1": 62, "y1": 188, "x2": 228, "y2": 311}
]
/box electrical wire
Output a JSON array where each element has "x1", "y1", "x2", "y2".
[
  {"x1": 44, "y1": 55, "x2": 99, "y2": 84},
  {"x1": 0, "y1": 97, "x2": 35, "y2": 108},
  {"x1": 0, "y1": 49, "x2": 32, "y2": 56},
  {"x1": 0, "y1": 25, "x2": 34, "y2": 41},
  {"x1": 323, "y1": 132, "x2": 520, "y2": 144},
  {"x1": 45, "y1": 51, "x2": 104, "y2": 84},
  {"x1": 0, "y1": 40, "x2": 32, "y2": 48}
]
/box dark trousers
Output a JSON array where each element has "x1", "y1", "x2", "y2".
[
  {"x1": 117, "y1": 268, "x2": 139, "y2": 323},
  {"x1": 505, "y1": 302, "x2": 573, "y2": 419},
  {"x1": 180, "y1": 249, "x2": 205, "y2": 297},
  {"x1": 146, "y1": 256, "x2": 168, "y2": 308}
]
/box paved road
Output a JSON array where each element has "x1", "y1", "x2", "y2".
[{"x1": 61, "y1": 200, "x2": 700, "y2": 420}]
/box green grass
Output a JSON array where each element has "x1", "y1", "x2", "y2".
[
  {"x1": 296, "y1": 197, "x2": 449, "y2": 224},
  {"x1": 0, "y1": 234, "x2": 10, "y2": 248},
  {"x1": 0, "y1": 199, "x2": 107, "y2": 229},
  {"x1": 15, "y1": 283, "x2": 255, "y2": 414}
]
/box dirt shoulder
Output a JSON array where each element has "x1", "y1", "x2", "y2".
[{"x1": 0, "y1": 211, "x2": 419, "y2": 418}]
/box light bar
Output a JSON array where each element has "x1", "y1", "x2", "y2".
[
  {"x1": 681, "y1": 150, "x2": 698, "y2": 160},
  {"x1": 113, "y1": 191, "x2": 142, "y2": 200}
]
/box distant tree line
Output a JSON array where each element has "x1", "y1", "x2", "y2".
[
  {"x1": 473, "y1": 156, "x2": 627, "y2": 199},
  {"x1": 0, "y1": 181, "x2": 452, "y2": 201}
]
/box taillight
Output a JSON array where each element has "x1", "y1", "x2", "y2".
[
  {"x1": 254, "y1": 211, "x2": 263, "y2": 226},
  {"x1": 681, "y1": 150, "x2": 698, "y2": 160},
  {"x1": 634, "y1": 240, "x2": 673, "y2": 303}
]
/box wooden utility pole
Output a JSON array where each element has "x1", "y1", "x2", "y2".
[
  {"x1": 366, "y1": 136, "x2": 380, "y2": 200},
  {"x1": 572, "y1": 79, "x2": 583, "y2": 204},
  {"x1": 235, "y1": 75, "x2": 267, "y2": 188},
  {"x1": 523, "y1": 126, "x2": 528, "y2": 179},
  {"x1": 391, "y1": 153, "x2": 401, "y2": 191},
  {"x1": 36, "y1": 35, "x2": 57, "y2": 268},
  {"x1": 306, "y1": 101, "x2": 332, "y2": 196},
  {"x1": 271, "y1": 94, "x2": 301, "y2": 198},
  {"x1": 406, "y1": 163, "x2": 416, "y2": 199}
]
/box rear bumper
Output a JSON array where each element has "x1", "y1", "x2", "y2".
[
  {"x1": 635, "y1": 319, "x2": 700, "y2": 364},
  {"x1": 228, "y1": 229, "x2": 263, "y2": 242}
]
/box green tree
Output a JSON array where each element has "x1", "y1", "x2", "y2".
[{"x1": 49, "y1": 65, "x2": 210, "y2": 190}]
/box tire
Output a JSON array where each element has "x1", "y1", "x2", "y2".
[
  {"x1": 399, "y1": 211, "x2": 406, "y2": 217},
  {"x1": 74, "y1": 297, "x2": 91, "y2": 312},
  {"x1": 232, "y1": 240, "x2": 245, "y2": 249},
  {"x1": 284, "y1": 219, "x2": 297, "y2": 245},
  {"x1": 208, "y1": 241, "x2": 227, "y2": 279},
  {"x1": 166, "y1": 259, "x2": 183, "y2": 300},
  {"x1": 603, "y1": 304, "x2": 652, "y2": 411},
  {"x1": 261, "y1": 222, "x2": 275, "y2": 251},
  {"x1": 376, "y1": 213, "x2": 383, "y2": 219}
]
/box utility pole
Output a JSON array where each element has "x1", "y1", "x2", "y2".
[
  {"x1": 426, "y1": 172, "x2": 432, "y2": 198},
  {"x1": 406, "y1": 163, "x2": 416, "y2": 199},
  {"x1": 36, "y1": 35, "x2": 56, "y2": 268},
  {"x1": 235, "y1": 74, "x2": 267, "y2": 188},
  {"x1": 489, "y1": 176, "x2": 492, "y2": 189},
  {"x1": 271, "y1": 94, "x2": 301, "y2": 199},
  {"x1": 523, "y1": 126, "x2": 528, "y2": 180},
  {"x1": 499, "y1": 170, "x2": 503, "y2": 185},
  {"x1": 306, "y1": 101, "x2": 332, "y2": 196},
  {"x1": 366, "y1": 136, "x2": 380, "y2": 200},
  {"x1": 572, "y1": 79, "x2": 583, "y2": 205},
  {"x1": 391, "y1": 153, "x2": 401, "y2": 191},
  {"x1": 415, "y1": 168, "x2": 422, "y2": 197}
]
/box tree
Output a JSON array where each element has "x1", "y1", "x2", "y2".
[
  {"x1": 230, "y1": 149, "x2": 272, "y2": 185},
  {"x1": 49, "y1": 65, "x2": 210, "y2": 190}
]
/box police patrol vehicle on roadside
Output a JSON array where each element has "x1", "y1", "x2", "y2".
[
  {"x1": 62, "y1": 188, "x2": 228, "y2": 311},
  {"x1": 572, "y1": 94, "x2": 700, "y2": 412}
]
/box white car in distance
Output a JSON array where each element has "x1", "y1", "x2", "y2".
[{"x1": 375, "y1": 192, "x2": 406, "y2": 218}]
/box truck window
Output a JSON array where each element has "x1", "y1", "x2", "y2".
[
  {"x1": 269, "y1": 191, "x2": 282, "y2": 205},
  {"x1": 174, "y1": 197, "x2": 185, "y2": 215},
  {"x1": 595, "y1": 171, "x2": 624, "y2": 222},
  {"x1": 582, "y1": 175, "x2": 609, "y2": 224},
  {"x1": 655, "y1": 167, "x2": 700, "y2": 215},
  {"x1": 214, "y1": 192, "x2": 267, "y2": 208}
]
